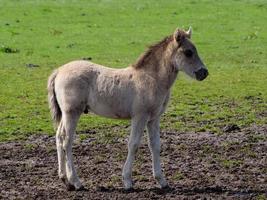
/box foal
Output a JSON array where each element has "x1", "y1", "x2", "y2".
[{"x1": 48, "y1": 27, "x2": 208, "y2": 191}]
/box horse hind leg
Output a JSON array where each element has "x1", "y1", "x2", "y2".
[
  {"x1": 61, "y1": 111, "x2": 84, "y2": 191},
  {"x1": 56, "y1": 121, "x2": 67, "y2": 183}
]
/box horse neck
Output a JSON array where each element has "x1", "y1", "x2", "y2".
[{"x1": 140, "y1": 45, "x2": 178, "y2": 91}]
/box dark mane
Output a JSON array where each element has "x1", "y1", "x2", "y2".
[{"x1": 133, "y1": 35, "x2": 173, "y2": 69}]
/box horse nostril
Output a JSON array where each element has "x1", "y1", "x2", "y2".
[{"x1": 195, "y1": 68, "x2": 208, "y2": 81}]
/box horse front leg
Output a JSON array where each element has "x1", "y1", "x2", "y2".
[
  {"x1": 122, "y1": 115, "x2": 148, "y2": 190},
  {"x1": 147, "y1": 117, "x2": 168, "y2": 188}
]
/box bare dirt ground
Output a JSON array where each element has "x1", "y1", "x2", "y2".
[{"x1": 0, "y1": 125, "x2": 266, "y2": 200}]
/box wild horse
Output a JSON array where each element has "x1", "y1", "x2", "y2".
[{"x1": 48, "y1": 27, "x2": 208, "y2": 191}]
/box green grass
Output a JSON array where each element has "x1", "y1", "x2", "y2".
[{"x1": 0, "y1": 0, "x2": 266, "y2": 141}]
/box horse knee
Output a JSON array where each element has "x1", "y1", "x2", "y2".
[
  {"x1": 149, "y1": 141, "x2": 160, "y2": 154},
  {"x1": 61, "y1": 131, "x2": 73, "y2": 151},
  {"x1": 128, "y1": 142, "x2": 139, "y2": 154},
  {"x1": 56, "y1": 132, "x2": 64, "y2": 143},
  {"x1": 56, "y1": 124, "x2": 65, "y2": 143},
  {"x1": 62, "y1": 137, "x2": 71, "y2": 151}
]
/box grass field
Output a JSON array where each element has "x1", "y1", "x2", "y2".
[{"x1": 0, "y1": 0, "x2": 267, "y2": 141}]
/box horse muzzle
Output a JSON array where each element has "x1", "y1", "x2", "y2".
[{"x1": 195, "y1": 68, "x2": 208, "y2": 81}]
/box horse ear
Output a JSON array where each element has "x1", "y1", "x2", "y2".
[
  {"x1": 174, "y1": 28, "x2": 184, "y2": 43},
  {"x1": 186, "y1": 26, "x2": 192, "y2": 38}
]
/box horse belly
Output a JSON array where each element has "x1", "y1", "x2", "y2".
[{"x1": 88, "y1": 99, "x2": 131, "y2": 119}]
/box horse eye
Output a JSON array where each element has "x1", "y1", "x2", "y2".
[{"x1": 184, "y1": 49, "x2": 193, "y2": 57}]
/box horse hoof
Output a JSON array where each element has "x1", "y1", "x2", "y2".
[
  {"x1": 60, "y1": 177, "x2": 74, "y2": 191},
  {"x1": 60, "y1": 177, "x2": 75, "y2": 191},
  {"x1": 123, "y1": 178, "x2": 133, "y2": 191},
  {"x1": 124, "y1": 187, "x2": 134, "y2": 193},
  {"x1": 66, "y1": 183, "x2": 76, "y2": 191},
  {"x1": 161, "y1": 184, "x2": 171, "y2": 191}
]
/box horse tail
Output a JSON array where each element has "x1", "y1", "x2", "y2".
[{"x1": 47, "y1": 69, "x2": 61, "y2": 128}]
